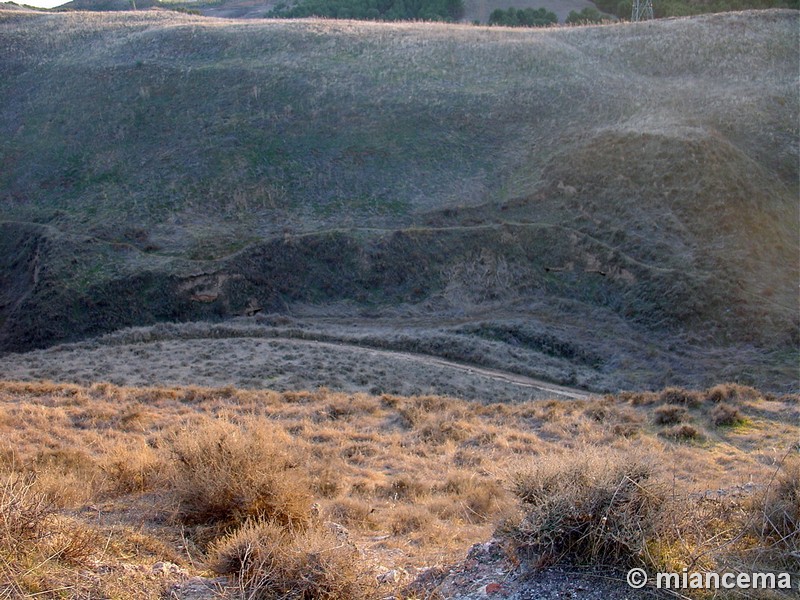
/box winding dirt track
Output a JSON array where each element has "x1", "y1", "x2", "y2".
[{"x1": 280, "y1": 337, "x2": 590, "y2": 400}]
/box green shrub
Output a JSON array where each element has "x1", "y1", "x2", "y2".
[
  {"x1": 565, "y1": 7, "x2": 605, "y2": 24},
  {"x1": 270, "y1": 0, "x2": 464, "y2": 22},
  {"x1": 488, "y1": 7, "x2": 558, "y2": 27}
]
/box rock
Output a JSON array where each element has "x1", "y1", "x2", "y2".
[
  {"x1": 168, "y1": 576, "x2": 228, "y2": 600},
  {"x1": 151, "y1": 561, "x2": 188, "y2": 577},
  {"x1": 377, "y1": 568, "x2": 409, "y2": 585},
  {"x1": 485, "y1": 582, "x2": 504, "y2": 595}
]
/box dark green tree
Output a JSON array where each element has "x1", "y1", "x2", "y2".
[
  {"x1": 565, "y1": 6, "x2": 604, "y2": 23},
  {"x1": 488, "y1": 6, "x2": 557, "y2": 26}
]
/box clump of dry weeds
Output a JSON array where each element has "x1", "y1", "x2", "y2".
[
  {"x1": 0, "y1": 472, "x2": 100, "y2": 596},
  {"x1": 210, "y1": 519, "x2": 375, "y2": 599},
  {"x1": 166, "y1": 417, "x2": 312, "y2": 538},
  {"x1": 747, "y1": 455, "x2": 800, "y2": 571},
  {"x1": 709, "y1": 402, "x2": 743, "y2": 427},
  {"x1": 509, "y1": 447, "x2": 667, "y2": 567}
]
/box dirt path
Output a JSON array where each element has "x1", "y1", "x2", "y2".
[
  {"x1": 0, "y1": 330, "x2": 591, "y2": 401},
  {"x1": 309, "y1": 338, "x2": 590, "y2": 399}
]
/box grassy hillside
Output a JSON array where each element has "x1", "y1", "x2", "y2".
[
  {"x1": 53, "y1": 0, "x2": 800, "y2": 22},
  {"x1": 0, "y1": 8, "x2": 798, "y2": 391}
]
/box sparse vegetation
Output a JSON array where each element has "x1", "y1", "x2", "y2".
[
  {"x1": 508, "y1": 448, "x2": 800, "y2": 598},
  {"x1": 749, "y1": 455, "x2": 800, "y2": 571},
  {"x1": 660, "y1": 423, "x2": 703, "y2": 441},
  {"x1": 659, "y1": 387, "x2": 703, "y2": 408},
  {"x1": 210, "y1": 520, "x2": 375, "y2": 599},
  {"x1": 0, "y1": 6, "x2": 797, "y2": 598},
  {"x1": 0, "y1": 380, "x2": 795, "y2": 598},
  {"x1": 653, "y1": 403, "x2": 687, "y2": 425},
  {"x1": 166, "y1": 418, "x2": 313, "y2": 535},
  {"x1": 709, "y1": 402, "x2": 743, "y2": 427}
]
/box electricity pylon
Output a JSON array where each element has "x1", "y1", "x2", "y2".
[{"x1": 631, "y1": 0, "x2": 653, "y2": 21}]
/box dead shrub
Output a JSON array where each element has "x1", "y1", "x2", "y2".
[
  {"x1": 341, "y1": 443, "x2": 378, "y2": 465},
  {"x1": 660, "y1": 424, "x2": 702, "y2": 441},
  {"x1": 380, "y1": 476, "x2": 429, "y2": 501},
  {"x1": 418, "y1": 418, "x2": 473, "y2": 444},
  {"x1": 0, "y1": 472, "x2": 99, "y2": 593},
  {"x1": 390, "y1": 505, "x2": 434, "y2": 535},
  {"x1": 41, "y1": 515, "x2": 100, "y2": 566},
  {"x1": 453, "y1": 449, "x2": 483, "y2": 467},
  {"x1": 704, "y1": 383, "x2": 760, "y2": 404},
  {"x1": 433, "y1": 473, "x2": 506, "y2": 523},
  {"x1": 321, "y1": 395, "x2": 378, "y2": 421},
  {"x1": 88, "y1": 382, "x2": 125, "y2": 401},
  {"x1": 658, "y1": 387, "x2": 702, "y2": 408},
  {"x1": 326, "y1": 498, "x2": 376, "y2": 528},
  {"x1": 396, "y1": 396, "x2": 461, "y2": 429},
  {"x1": 620, "y1": 391, "x2": 658, "y2": 406},
  {"x1": 102, "y1": 440, "x2": 164, "y2": 495},
  {"x1": 509, "y1": 449, "x2": 668, "y2": 566},
  {"x1": 610, "y1": 422, "x2": 641, "y2": 438},
  {"x1": 709, "y1": 403, "x2": 743, "y2": 427},
  {"x1": 210, "y1": 519, "x2": 374, "y2": 599},
  {"x1": 583, "y1": 399, "x2": 614, "y2": 422},
  {"x1": 749, "y1": 456, "x2": 800, "y2": 570},
  {"x1": 0, "y1": 472, "x2": 51, "y2": 557},
  {"x1": 312, "y1": 458, "x2": 348, "y2": 498},
  {"x1": 166, "y1": 417, "x2": 312, "y2": 534},
  {"x1": 29, "y1": 448, "x2": 102, "y2": 506},
  {"x1": 653, "y1": 404, "x2": 688, "y2": 425},
  {"x1": 459, "y1": 482, "x2": 506, "y2": 524}
]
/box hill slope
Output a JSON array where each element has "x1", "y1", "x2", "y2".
[{"x1": 0, "y1": 8, "x2": 797, "y2": 391}]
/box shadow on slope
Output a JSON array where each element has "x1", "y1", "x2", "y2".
[{"x1": 0, "y1": 9, "x2": 797, "y2": 391}]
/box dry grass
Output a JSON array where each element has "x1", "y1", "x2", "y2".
[
  {"x1": 166, "y1": 417, "x2": 313, "y2": 534},
  {"x1": 509, "y1": 448, "x2": 667, "y2": 566},
  {"x1": 748, "y1": 455, "x2": 800, "y2": 572},
  {"x1": 508, "y1": 447, "x2": 800, "y2": 599},
  {"x1": 210, "y1": 520, "x2": 375, "y2": 600},
  {"x1": 0, "y1": 380, "x2": 796, "y2": 598},
  {"x1": 653, "y1": 403, "x2": 688, "y2": 425},
  {"x1": 709, "y1": 402, "x2": 744, "y2": 427}
]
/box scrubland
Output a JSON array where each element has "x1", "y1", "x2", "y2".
[
  {"x1": 0, "y1": 8, "x2": 798, "y2": 598},
  {"x1": 0, "y1": 379, "x2": 796, "y2": 598}
]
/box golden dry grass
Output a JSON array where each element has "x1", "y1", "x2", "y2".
[{"x1": 0, "y1": 379, "x2": 796, "y2": 598}]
